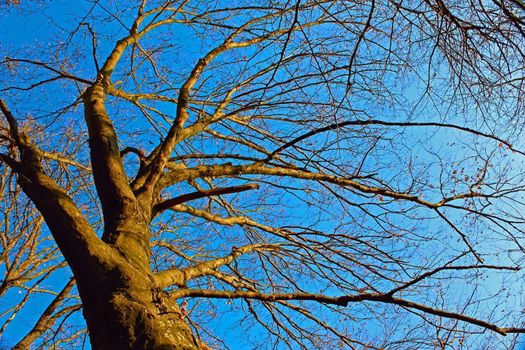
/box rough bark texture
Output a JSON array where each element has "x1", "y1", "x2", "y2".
[{"x1": 78, "y1": 260, "x2": 199, "y2": 350}]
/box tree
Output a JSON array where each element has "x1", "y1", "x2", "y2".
[{"x1": 1, "y1": 0, "x2": 525, "y2": 348}]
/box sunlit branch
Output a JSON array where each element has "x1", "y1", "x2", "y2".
[
  {"x1": 152, "y1": 183, "x2": 259, "y2": 217},
  {"x1": 167, "y1": 203, "x2": 287, "y2": 236},
  {"x1": 173, "y1": 289, "x2": 525, "y2": 336},
  {"x1": 156, "y1": 244, "x2": 278, "y2": 288},
  {"x1": 1, "y1": 98, "x2": 109, "y2": 277},
  {"x1": 138, "y1": 9, "x2": 329, "y2": 198},
  {"x1": 159, "y1": 162, "x2": 488, "y2": 209}
]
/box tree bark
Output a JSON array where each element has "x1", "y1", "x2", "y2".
[{"x1": 77, "y1": 254, "x2": 200, "y2": 350}]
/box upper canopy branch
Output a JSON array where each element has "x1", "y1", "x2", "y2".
[
  {"x1": 158, "y1": 162, "x2": 488, "y2": 209},
  {"x1": 135, "y1": 5, "x2": 328, "y2": 198},
  {"x1": 172, "y1": 289, "x2": 525, "y2": 336},
  {"x1": 387, "y1": 263, "x2": 520, "y2": 296},
  {"x1": 2, "y1": 58, "x2": 94, "y2": 86},
  {"x1": 265, "y1": 119, "x2": 525, "y2": 162}
]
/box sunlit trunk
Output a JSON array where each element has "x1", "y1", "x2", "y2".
[{"x1": 78, "y1": 262, "x2": 199, "y2": 350}]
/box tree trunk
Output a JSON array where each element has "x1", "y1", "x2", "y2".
[
  {"x1": 78, "y1": 262, "x2": 200, "y2": 350},
  {"x1": 2, "y1": 87, "x2": 204, "y2": 349}
]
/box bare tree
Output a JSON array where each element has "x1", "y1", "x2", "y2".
[{"x1": 1, "y1": 0, "x2": 525, "y2": 349}]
